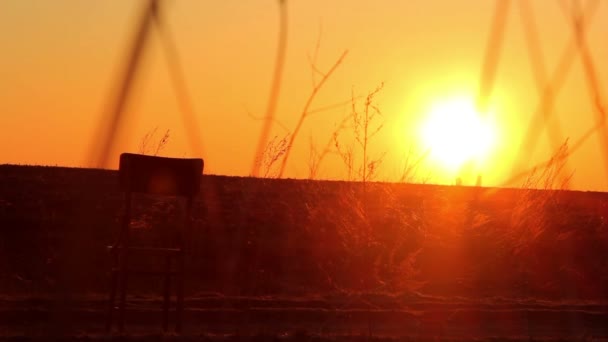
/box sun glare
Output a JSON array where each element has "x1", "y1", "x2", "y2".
[{"x1": 420, "y1": 97, "x2": 497, "y2": 173}]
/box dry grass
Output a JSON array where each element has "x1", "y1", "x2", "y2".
[
  {"x1": 2, "y1": 165, "x2": 608, "y2": 338},
  {"x1": 138, "y1": 127, "x2": 170, "y2": 156},
  {"x1": 509, "y1": 140, "x2": 572, "y2": 256},
  {"x1": 254, "y1": 134, "x2": 289, "y2": 178}
]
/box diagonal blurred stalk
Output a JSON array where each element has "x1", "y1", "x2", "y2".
[
  {"x1": 469, "y1": 0, "x2": 510, "y2": 186},
  {"x1": 476, "y1": 0, "x2": 511, "y2": 114},
  {"x1": 518, "y1": 0, "x2": 548, "y2": 92},
  {"x1": 512, "y1": 0, "x2": 599, "y2": 176},
  {"x1": 92, "y1": 0, "x2": 158, "y2": 168},
  {"x1": 518, "y1": 0, "x2": 571, "y2": 187},
  {"x1": 569, "y1": 0, "x2": 608, "y2": 182},
  {"x1": 153, "y1": 3, "x2": 206, "y2": 160},
  {"x1": 251, "y1": 0, "x2": 288, "y2": 177},
  {"x1": 503, "y1": 0, "x2": 604, "y2": 188}
]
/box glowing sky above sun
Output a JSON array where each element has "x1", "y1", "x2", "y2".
[{"x1": 0, "y1": 1, "x2": 607, "y2": 190}]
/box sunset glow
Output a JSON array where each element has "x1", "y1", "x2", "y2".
[
  {"x1": 420, "y1": 97, "x2": 497, "y2": 173},
  {"x1": 1, "y1": 1, "x2": 608, "y2": 189}
]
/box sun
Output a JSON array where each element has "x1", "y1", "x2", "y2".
[{"x1": 420, "y1": 97, "x2": 497, "y2": 172}]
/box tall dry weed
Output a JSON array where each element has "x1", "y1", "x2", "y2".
[
  {"x1": 304, "y1": 181, "x2": 426, "y2": 294},
  {"x1": 333, "y1": 84, "x2": 385, "y2": 184}
]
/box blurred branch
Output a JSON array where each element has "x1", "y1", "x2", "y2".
[
  {"x1": 512, "y1": 0, "x2": 599, "y2": 176},
  {"x1": 307, "y1": 20, "x2": 324, "y2": 88},
  {"x1": 477, "y1": 0, "x2": 511, "y2": 113},
  {"x1": 91, "y1": 0, "x2": 157, "y2": 168},
  {"x1": 308, "y1": 111, "x2": 352, "y2": 179},
  {"x1": 517, "y1": 0, "x2": 571, "y2": 186},
  {"x1": 246, "y1": 106, "x2": 290, "y2": 133},
  {"x1": 278, "y1": 50, "x2": 349, "y2": 178},
  {"x1": 251, "y1": 0, "x2": 289, "y2": 177},
  {"x1": 153, "y1": 3, "x2": 205, "y2": 158},
  {"x1": 568, "y1": 0, "x2": 608, "y2": 178}
]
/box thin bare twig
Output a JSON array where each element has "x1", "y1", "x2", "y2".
[
  {"x1": 278, "y1": 50, "x2": 349, "y2": 177},
  {"x1": 399, "y1": 147, "x2": 431, "y2": 183},
  {"x1": 246, "y1": 107, "x2": 290, "y2": 133},
  {"x1": 308, "y1": 112, "x2": 352, "y2": 179},
  {"x1": 353, "y1": 83, "x2": 384, "y2": 183},
  {"x1": 308, "y1": 20, "x2": 323, "y2": 88}
]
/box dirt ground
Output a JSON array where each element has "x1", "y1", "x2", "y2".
[{"x1": 2, "y1": 293, "x2": 608, "y2": 340}]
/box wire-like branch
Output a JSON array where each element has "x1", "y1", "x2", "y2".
[
  {"x1": 278, "y1": 50, "x2": 349, "y2": 178},
  {"x1": 307, "y1": 97, "x2": 362, "y2": 116},
  {"x1": 246, "y1": 107, "x2": 290, "y2": 133},
  {"x1": 308, "y1": 111, "x2": 352, "y2": 179}
]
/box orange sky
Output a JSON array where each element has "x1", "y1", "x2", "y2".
[{"x1": 1, "y1": 1, "x2": 607, "y2": 190}]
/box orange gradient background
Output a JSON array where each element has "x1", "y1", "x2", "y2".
[{"x1": 1, "y1": 1, "x2": 607, "y2": 190}]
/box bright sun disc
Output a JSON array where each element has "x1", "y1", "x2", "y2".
[{"x1": 420, "y1": 97, "x2": 497, "y2": 172}]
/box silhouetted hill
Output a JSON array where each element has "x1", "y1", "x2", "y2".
[{"x1": 1, "y1": 164, "x2": 608, "y2": 300}]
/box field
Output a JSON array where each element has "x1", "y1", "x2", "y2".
[{"x1": 1, "y1": 164, "x2": 608, "y2": 340}]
